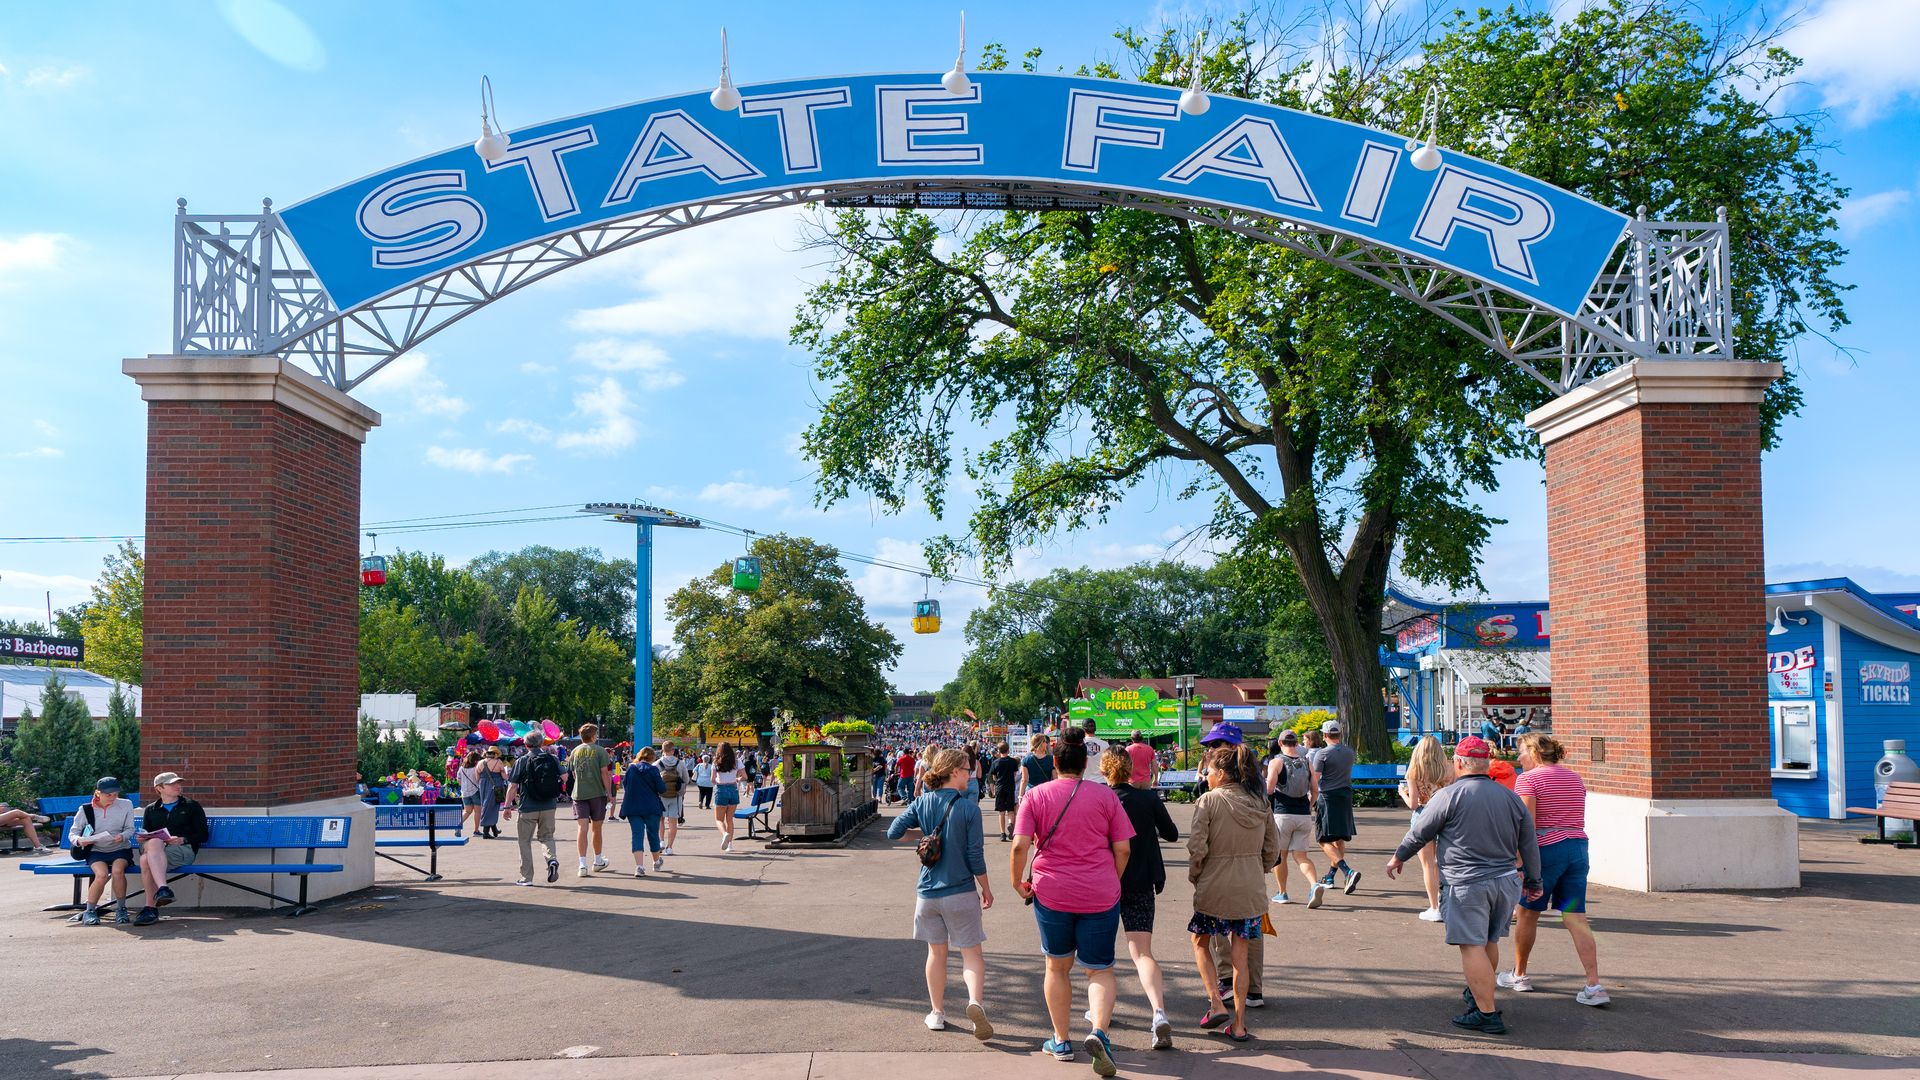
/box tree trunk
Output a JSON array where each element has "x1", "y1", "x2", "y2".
[{"x1": 1325, "y1": 613, "x2": 1390, "y2": 762}]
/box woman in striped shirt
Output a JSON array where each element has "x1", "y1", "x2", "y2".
[{"x1": 1501, "y1": 735, "x2": 1609, "y2": 1007}]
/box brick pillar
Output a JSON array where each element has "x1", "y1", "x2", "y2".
[
  {"x1": 1528, "y1": 361, "x2": 1797, "y2": 891},
  {"x1": 125, "y1": 357, "x2": 380, "y2": 905}
]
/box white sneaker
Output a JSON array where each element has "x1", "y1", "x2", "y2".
[
  {"x1": 514, "y1": 878, "x2": 533, "y2": 886},
  {"x1": 577, "y1": 865, "x2": 590, "y2": 878},
  {"x1": 924, "y1": 1010, "x2": 947, "y2": 1031},
  {"x1": 966, "y1": 1001, "x2": 994, "y2": 1041},
  {"x1": 1151, "y1": 1010, "x2": 1172, "y2": 1050},
  {"x1": 721, "y1": 839, "x2": 733, "y2": 852},
  {"x1": 1577, "y1": 984, "x2": 1611, "y2": 1007},
  {"x1": 661, "y1": 846, "x2": 674, "y2": 856},
  {"x1": 1418, "y1": 907, "x2": 1444, "y2": 922},
  {"x1": 593, "y1": 857, "x2": 611, "y2": 872},
  {"x1": 634, "y1": 866, "x2": 646, "y2": 877},
  {"x1": 653, "y1": 856, "x2": 664, "y2": 871},
  {"x1": 1083, "y1": 1009, "x2": 1096, "y2": 1026},
  {"x1": 1496, "y1": 971, "x2": 1534, "y2": 992}
]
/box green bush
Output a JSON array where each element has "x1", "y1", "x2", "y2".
[
  {"x1": 12, "y1": 676, "x2": 101, "y2": 798},
  {"x1": 1167, "y1": 789, "x2": 1195, "y2": 804},
  {"x1": 822, "y1": 719, "x2": 874, "y2": 736},
  {"x1": 0, "y1": 761, "x2": 39, "y2": 811}
]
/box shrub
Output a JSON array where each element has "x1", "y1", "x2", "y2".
[
  {"x1": 1167, "y1": 789, "x2": 1195, "y2": 804},
  {"x1": 0, "y1": 761, "x2": 39, "y2": 811},
  {"x1": 12, "y1": 676, "x2": 101, "y2": 798},
  {"x1": 822, "y1": 719, "x2": 875, "y2": 736}
]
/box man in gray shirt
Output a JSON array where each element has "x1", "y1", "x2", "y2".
[
  {"x1": 1386, "y1": 736, "x2": 1542, "y2": 1035},
  {"x1": 1310, "y1": 720, "x2": 1360, "y2": 899}
]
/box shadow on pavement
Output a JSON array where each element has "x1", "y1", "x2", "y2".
[{"x1": 0, "y1": 1038, "x2": 115, "y2": 1080}]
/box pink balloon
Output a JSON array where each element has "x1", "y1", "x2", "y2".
[
  {"x1": 455, "y1": 738, "x2": 469, "y2": 753},
  {"x1": 542, "y1": 719, "x2": 562, "y2": 740}
]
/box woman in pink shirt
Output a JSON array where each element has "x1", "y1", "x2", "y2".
[
  {"x1": 1503, "y1": 735, "x2": 1609, "y2": 1007},
  {"x1": 1011, "y1": 728, "x2": 1133, "y2": 1076}
]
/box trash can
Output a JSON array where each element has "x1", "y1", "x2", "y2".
[{"x1": 1874, "y1": 740, "x2": 1919, "y2": 835}]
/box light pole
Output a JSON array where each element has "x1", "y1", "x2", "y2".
[
  {"x1": 582, "y1": 502, "x2": 702, "y2": 751},
  {"x1": 1174, "y1": 674, "x2": 1197, "y2": 764}
]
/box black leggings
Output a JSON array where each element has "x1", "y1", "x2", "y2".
[{"x1": 697, "y1": 785, "x2": 713, "y2": 809}]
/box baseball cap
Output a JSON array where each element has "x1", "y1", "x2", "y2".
[
  {"x1": 94, "y1": 776, "x2": 122, "y2": 793},
  {"x1": 152, "y1": 772, "x2": 185, "y2": 788},
  {"x1": 1455, "y1": 736, "x2": 1493, "y2": 759},
  {"x1": 1278, "y1": 729, "x2": 1298, "y2": 743},
  {"x1": 1319, "y1": 720, "x2": 1342, "y2": 734},
  {"x1": 1199, "y1": 722, "x2": 1244, "y2": 747}
]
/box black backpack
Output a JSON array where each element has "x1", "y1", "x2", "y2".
[{"x1": 523, "y1": 753, "x2": 563, "y2": 802}]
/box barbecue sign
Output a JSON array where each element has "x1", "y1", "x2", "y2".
[{"x1": 0, "y1": 634, "x2": 84, "y2": 662}]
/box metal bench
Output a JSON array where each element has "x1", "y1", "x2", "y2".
[
  {"x1": 17, "y1": 814, "x2": 352, "y2": 917},
  {"x1": 733, "y1": 786, "x2": 779, "y2": 838},
  {"x1": 1847, "y1": 781, "x2": 1920, "y2": 849},
  {"x1": 372, "y1": 803, "x2": 467, "y2": 881},
  {"x1": 1352, "y1": 763, "x2": 1408, "y2": 790}
]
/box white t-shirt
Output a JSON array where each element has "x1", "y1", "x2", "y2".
[
  {"x1": 1082, "y1": 735, "x2": 1109, "y2": 758},
  {"x1": 713, "y1": 769, "x2": 739, "y2": 785}
]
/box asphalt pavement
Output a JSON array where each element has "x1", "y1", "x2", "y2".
[{"x1": 1, "y1": 801, "x2": 1915, "y2": 1079}]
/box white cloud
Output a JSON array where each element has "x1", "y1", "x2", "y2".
[
  {"x1": 23, "y1": 64, "x2": 88, "y2": 89},
  {"x1": 1835, "y1": 188, "x2": 1913, "y2": 235},
  {"x1": 568, "y1": 209, "x2": 822, "y2": 339},
  {"x1": 425, "y1": 446, "x2": 532, "y2": 474},
  {"x1": 1782, "y1": 0, "x2": 1920, "y2": 125},
  {"x1": 0, "y1": 568, "x2": 92, "y2": 592},
  {"x1": 216, "y1": 0, "x2": 327, "y2": 71},
  {"x1": 490, "y1": 418, "x2": 552, "y2": 442},
  {"x1": 697, "y1": 481, "x2": 792, "y2": 511},
  {"x1": 520, "y1": 361, "x2": 557, "y2": 376},
  {"x1": 554, "y1": 377, "x2": 638, "y2": 454},
  {"x1": 359, "y1": 352, "x2": 468, "y2": 420},
  {"x1": 0, "y1": 233, "x2": 72, "y2": 280},
  {"x1": 572, "y1": 338, "x2": 684, "y2": 390}
]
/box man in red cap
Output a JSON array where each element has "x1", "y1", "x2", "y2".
[{"x1": 1384, "y1": 736, "x2": 1542, "y2": 1035}]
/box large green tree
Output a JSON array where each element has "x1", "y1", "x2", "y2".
[
  {"x1": 666, "y1": 534, "x2": 901, "y2": 730},
  {"x1": 468, "y1": 546, "x2": 637, "y2": 655},
  {"x1": 77, "y1": 541, "x2": 143, "y2": 685},
  {"x1": 11, "y1": 676, "x2": 100, "y2": 797},
  {"x1": 793, "y1": 3, "x2": 1845, "y2": 759}
]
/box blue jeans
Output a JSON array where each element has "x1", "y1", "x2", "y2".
[
  {"x1": 1521, "y1": 837, "x2": 1589, "y2": 913},
  {"x1": 1032, "y1": 898, "x2": 1121, "y2": 970},
  {"x1": 628, "y1": 814, "x2": 662, "y2": 854}
]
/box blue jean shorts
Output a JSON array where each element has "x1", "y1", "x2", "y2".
[
  {"x1": 1521, "y1": 837, "x2": 1590, "y2": 914},
  {"x1": 1032, "y1": 898, "x2": 1120, "y2": 970}
]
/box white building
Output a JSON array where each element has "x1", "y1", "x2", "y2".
[{"x1": 0, "y1": 666, "x2": 141, "y2": 732}]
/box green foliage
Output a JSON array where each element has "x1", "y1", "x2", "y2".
[
  {"x1": 468, "y1": 545, "x2": 637, "y2": 654},
  {"x1": 1285, "y1": 709, "x2": 1339, "y2": 739},
  {"x1": 1166, "y1": 788, "x2": 1195, "y2": 804},
  {"x1": 935, "y1": 562, "x2": 1267, "y2": 726},
  {"x1": 0, "y1": 761, "x2": 38, "y2": 811},
  {"x1": 822, "y1": 719, "x2": 875, "y2": 736},
  {"x1": 78, "y1": 541, "x2": 143, "y2": 685},
  {"x1": 793, "y1": 5, "x2": 1843, "y2": 764},
  {"x1": 98, "y1": 686, "x2": 139, "y2": 785},
  {"x1": 356, "y1": 717, "x2": 395, "y2": 782},
  {"x1": 358, "y1": 549, "x2": 632, "y2": 730},
  {"x1": 666, "y1": 534, "x2": 901, "y2": 729},
  {"x1": 11, "y1": 676, "x2": 101, "y2": 797}
]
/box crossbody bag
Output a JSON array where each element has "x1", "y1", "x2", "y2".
[
  {"x1": 1021, "y1": 780, "x2": 1082, "y2": 906},
  {"x1": 915, "y1": 791, "x2": 960, "y2": 867}
]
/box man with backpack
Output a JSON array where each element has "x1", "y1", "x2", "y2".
[
  {"x1": 505, "y1": 731, "x2": 564, "y2": 886},
  {"x1": 1264, "y1": 731, "x2": 1323, "y2": 908},
  {"x1": 657, "y1": 741, "x2": 696, "y2": 855}
]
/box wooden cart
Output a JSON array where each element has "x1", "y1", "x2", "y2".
[{"x1": 776, "y1": 740, "x2": 877, "y2": 842}]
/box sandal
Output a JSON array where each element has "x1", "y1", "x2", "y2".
[
  {"x1": 1200, "y1": 1009, "x2": 1228, "y2": 1029},
  {"x1": 1228, "y1": 1028, "x2": 1253, "y2": 1042}
]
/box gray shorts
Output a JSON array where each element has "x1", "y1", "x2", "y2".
[
  {"x1": 913, "y1": 891, "x2": 987, "y2": 948},
  {"x1": 1442, "y1": 873, "x2": 1522, "y2": 946},
  {"x1": 162, "y1": 843, "x2": 195, "y2": 870},
  {"x1": 660, "y1": 795, "x2": 685, "y2": 820},
  {"x1": 1273, "y1": 813, "x2": 1315, "y2": 853}
]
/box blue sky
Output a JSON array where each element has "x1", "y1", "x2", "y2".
[{"x1": 2, "y1": 0, "x2": 1916, "y2": 694}]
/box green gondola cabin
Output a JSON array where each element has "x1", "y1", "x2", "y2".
[{"x1": 733, "y1": 556, "x2": 762, "y2": 592}]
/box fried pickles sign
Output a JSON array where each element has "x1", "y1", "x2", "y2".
[
  {"x1": 1069, "y1": 686, "x2": 1186, "y2": 735},
  {"x1": 280, "y1": 73, "x2": 1628, "y2": 316}
]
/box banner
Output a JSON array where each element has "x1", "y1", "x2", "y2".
[
  {"x1": 1069, "y1": 686, "x2": 1193, "y2": 737},
  {"x1": 0, "y1": 634, "x2": 83, "y2": 663},
  {"x1": 281, "y1": 73, "x2": 1628, "y2": 318}
]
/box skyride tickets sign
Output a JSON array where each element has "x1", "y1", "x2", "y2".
[{"x1": 279, "y1": 73, "x2": 1629, "y2": 317}]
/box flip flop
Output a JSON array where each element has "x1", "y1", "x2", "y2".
[
  {"x1": 1200, "y1": 1010, "x2": 1228, "y2": 1029},
  {"x1": 1229, "y1": 1028, "x2": 1254, "y2": 1042}
]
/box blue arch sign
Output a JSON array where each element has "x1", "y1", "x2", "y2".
[{"x1": 280, "y1": 72, "x2": 1628, "y2": 318}]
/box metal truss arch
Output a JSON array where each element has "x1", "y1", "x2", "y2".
[{"x1": 173, "y1": 183, "x2": 1733, "y2": 396}]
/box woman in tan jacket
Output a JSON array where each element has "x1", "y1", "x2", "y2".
[{"x1": 1187, "y1": 745, "x2": 1281, "y2": 1041}]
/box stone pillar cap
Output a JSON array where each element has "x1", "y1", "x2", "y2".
[
  {"x1": 1526, "y1": 359, "x2": 1782, "y2": 447},
  {"x1": 125, "y1": 356, "x2": 381, "y2": 442}
]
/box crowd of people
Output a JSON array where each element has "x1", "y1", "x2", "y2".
[{"x1": 882, "y1": 713, "x2": 1609, "y2": 1069}]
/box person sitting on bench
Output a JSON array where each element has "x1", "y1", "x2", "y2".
[
  {"x1": 132, "y1": 772, "x2": 209, "y2": 926},
  {"x1": 0, "y1": 801, "x2": 55, "y2": 855},
  {"x1": 70, "y1": 777, "x2": 138, "y2": 926}
]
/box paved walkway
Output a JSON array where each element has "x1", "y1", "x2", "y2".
[
  {"x1": 103, "y1": 1048, "x2": 1920, "y2": 1080},
  {"x1": 3, "y1": 805, "x2": 1916, "y2": 1079}
]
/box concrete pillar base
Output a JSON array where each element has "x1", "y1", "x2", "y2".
[
  {"x1": 1587, "y1": 792, "x2": 1800, "y2": 892},
  {"x1": 161, "y1": 797, "x2": 374, "y2": 911}
]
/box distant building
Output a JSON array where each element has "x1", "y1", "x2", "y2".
[
  {"x1": 0, "y1": 667, "x2": 141, "y2": 733},
  {"x1": 887, "y1": 694, "x2": 936, "y2": 724}
]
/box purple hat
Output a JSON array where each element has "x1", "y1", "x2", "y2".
[{"x1": 1199, "y1": 722, "x2": 1243, "y2": 747}]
